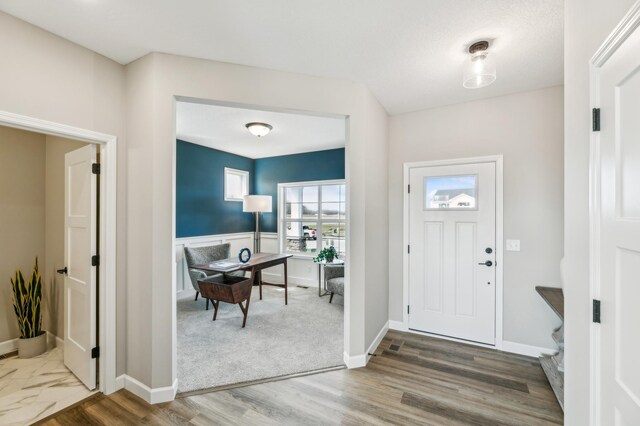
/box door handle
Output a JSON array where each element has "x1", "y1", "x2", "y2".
[
  {"x1": 478, "y1": 260, "x2": 493, "y2": 267},
  {"x1": 57, "y1": 267, "x2": 68, "y2": 275}
]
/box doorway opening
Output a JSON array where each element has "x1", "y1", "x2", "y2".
[
  {"x1": 403, "y1": 156, "x2": 504, "y2": 348},
  {"x1": 173, "y1": 99, "x2": 348, "y2": 394},
  {"x1": 0, "y1": 111, "x2": 117, "y2": 423}
]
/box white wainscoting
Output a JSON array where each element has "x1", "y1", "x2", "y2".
[
  {"x1": 175, "y1": 232, "x2": 318, "y2": 295},
  {"x1": 175, "y1": 232, "x2": 254, "y2": 294}
]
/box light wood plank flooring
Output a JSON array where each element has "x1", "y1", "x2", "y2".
[{"x1": 37, "y1": 330, "x2": 564, "y2": 425}]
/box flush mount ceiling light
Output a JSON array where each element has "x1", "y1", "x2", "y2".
[
  {"x1": 463, "y1": 40, "x2": 496, "y2": 89},
  {"x1": 245, "y1": 122, "x2": 273, "y2": 137}
]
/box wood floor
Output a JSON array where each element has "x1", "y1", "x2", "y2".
[{"x1": 37, "y1": 330, "x2": 564, "y2": 425}]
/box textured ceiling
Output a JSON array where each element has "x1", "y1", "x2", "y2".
[
  {"x1": 0, "y1": 0, "x2": 563, "y2": 114},
  {"x1": 176, "y1": 102, "x2": 346, "y2": 159}
]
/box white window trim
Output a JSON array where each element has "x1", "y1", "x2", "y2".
[
  {"x1": 277, "y1": 179, "x2": 346, "y2": 259},
  {"x1": 224, "y1": 167, "x2": 249, "y2": 202}
]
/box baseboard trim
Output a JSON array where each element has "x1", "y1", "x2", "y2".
[
  {"x1": 119, "y1": 375, "x2": 179, "y2": 404},
  {"x1": 1, "y1": 332, "x2": 63, "y2": 356},
  {"x1": 343, "y1": 352, "x2": 367, "y2": 368},
  {"x1": 367, "y1": 320, "x2": 389, "y2": 357},
  {"x1": 343, "y1": 321, "x2": 390, "y2": 369},
  {"x1": 115, "y1": 374, "x2": 126, "y2": 391},
  {"x1": 0, "y1": 338, "x2": 18, "y2": 355},
  {"x1": 502, "y1": 341, "x2": 557, "y2": 358},
  {"x1": 388, "y1": 320, "x2": 407, "y2": 332}
]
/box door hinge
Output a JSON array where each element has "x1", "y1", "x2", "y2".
[
  {"x1": 92, "y1": 163, "x2": 101, "y2": 174},
  {"x1": 407, "y1": 245, "x2": 410, "y2": 254},
  {"x1": 91, "y1": 255, "x2": 100, "y2": 267},
  {"x1": 592, "y1": 108, "x2": 601, "y2": 132},
  {"x1": 408, "y1": 184, "x2": 410, "y2": 194},
  {"x1": 593, "y1": 299, "x2": 601, "y2": 323},
  {"x1": 407, "y1": 305, "x2": 410, "y2": 315},
  {"x1": 91, "y1": 346, "x2": 100, "y2": 359}
]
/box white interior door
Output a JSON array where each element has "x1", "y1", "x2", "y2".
[
  {"x1": 409, "y1": 162, "x2": 496, "y2": 344},
  {"x1": 64, "y1": 144, "x2": 97, "y2": 390},
  {"x1": 594, "y1": 13, "x2": 640, "y2": 423}
]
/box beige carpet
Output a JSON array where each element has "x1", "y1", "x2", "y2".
[{"x1": 176, "y1": 284, "x2": 344, "y2": 393}]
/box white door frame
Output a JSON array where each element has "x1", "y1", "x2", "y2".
[
  {"x1": 0, "y1": 110, "x2": 118, "y2": 394},
  {"x1": 589, "y1": 3, "x2": 640, "y2": 423},
  {"x1": 401, "y1": 155, "x2": 504, "y2": 349}
]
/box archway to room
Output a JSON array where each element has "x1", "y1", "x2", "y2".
[{"x1": 172, "y1": 99, "x2": 348, "y2": 394}]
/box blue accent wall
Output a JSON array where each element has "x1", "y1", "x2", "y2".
[
  {"x1": 254, "y1": 148, "x2": 345, "y2": 232},
  {"x1": 176, "y1": 140, "x2": 255, "y2": 237},
  {"x1": 176, "y1": 140, "x2": 345, "y2": 237}
]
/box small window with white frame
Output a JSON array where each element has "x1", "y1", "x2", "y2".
[{"x1": 224, "y1": 167, "x2": 249, "y2": 202}]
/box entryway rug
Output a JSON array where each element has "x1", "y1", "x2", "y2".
[{"x1": 176, "y1": 285, "x2": 344, "y2": 393}]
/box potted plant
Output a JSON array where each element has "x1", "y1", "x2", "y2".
[
  {"x1": 11, "y1": 258, "x2": 46, "y2": 358},
  {"x1": 313, "y1": 246, "x2": 339, "y2": 264}
]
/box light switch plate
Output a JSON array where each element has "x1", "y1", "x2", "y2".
[{"x1": 506, "y1": 240, "x2": 521, "y2": 251}]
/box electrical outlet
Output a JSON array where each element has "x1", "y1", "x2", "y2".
[{"x1": 506, "y1": 240, "x2": 520, "y2": 251}]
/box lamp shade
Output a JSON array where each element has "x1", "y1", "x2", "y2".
[
  {"x1": 243, "y1": 195, "x2": 272, "y2": 213},
  {"x1": 245, "y1": 122, "x2": 273, "y2": 137},
  {"x1": 463, "y1": 51, "x2": 496, "y2": 89}
]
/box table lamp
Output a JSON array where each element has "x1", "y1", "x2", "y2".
[{"x1": 243, "y1": 195, "x2": 272, "y2": 252}]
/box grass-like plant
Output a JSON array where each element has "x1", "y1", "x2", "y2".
[{"x1": 11, "y1": 257, "x2": 43, "y2": 339}]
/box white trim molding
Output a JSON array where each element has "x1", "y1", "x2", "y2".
[
  {"x1": 367, "y1": 321, "x2": 389, "y2": 357},
  {"x1": 118, "y1": 375, "x2": 179, "y2": 404},
  {"x1": 343, "y1": 352, "x2": 367, "y2": 369},
  {"x1": 0, "y1": 109, "x2": 118, "y2": 396},
  {"x1": 0, "y1": 338, "x2": 18, "y2": 355},
  {"x1": 401, "y1": 155, "x2": 505, "y2": 350},
  {"x1": 388, "y1": 320, "x2": 408, "y2": 332},
  {"x1": 588, "y1": 2, "x2": 640, "y2": 423},
  {"x1": 502, "y1": 341, "x2": 557, "y2": 358},
  {"x1": 343, "y1": 320, "x2": 389, "y2": 369}
]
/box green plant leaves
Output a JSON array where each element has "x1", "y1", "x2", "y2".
[{"x1": 10, "y1": 257, "x2": 42, "y2": 339}]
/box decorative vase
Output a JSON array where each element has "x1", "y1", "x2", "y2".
[
  {"x1": 17, "y1": 331, "x2": 47, "y2": 358},
  {"x1": 326, "y1": 256, "x2": 334, "y2": 263}
]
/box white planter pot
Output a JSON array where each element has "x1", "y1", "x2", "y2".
[{"x1": 18, "y1": 332, "x2": 47, "y2": 358}]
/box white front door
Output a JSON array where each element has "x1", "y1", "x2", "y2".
[
  {"x1": 594, "y1": 11, "x2": 640, "y2": 423},
  {"x1": 409, "y1": 162, "x2": 496, "y2": 344},
  {"x1": 64, "y1": 144, "x2": 98, "y2": 390}
]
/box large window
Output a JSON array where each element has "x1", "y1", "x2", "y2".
[{"x1": 279, "y1": 181, "x2": 346, "y2": 257}]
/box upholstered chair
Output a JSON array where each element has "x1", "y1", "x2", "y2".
[
  {"x1": 324, "y1": 264, "x2": 344, "y2": 303},
  {"x1": 183, "y1": 243, "x2": 246, "y2": 310}
]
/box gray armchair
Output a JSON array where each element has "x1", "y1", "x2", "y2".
[
  {"x1": 324, "y1": 264, "x2": 344, "y2": 303},
  {"x1": 183, "y1": 243, "x2": 246, "y2": 310}
]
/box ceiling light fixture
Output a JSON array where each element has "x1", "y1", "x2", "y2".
[
  {"x1": 463, "y1": 40, "x2": 496, "y2": 89},
  {"x1": 245, "y1": 122, "x2": 273, "y2": 137}
]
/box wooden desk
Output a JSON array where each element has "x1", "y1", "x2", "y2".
[{"x1": 194, "y1": 253, "x2": 293, "y2": 305}]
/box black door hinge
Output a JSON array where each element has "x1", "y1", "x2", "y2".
[
  {"x1": 92, "y1": 163, "x2": 101, "y2": 174},
  {"x1": 91, "y1": 346, "x2": 100, "y2": 359},
  {"x1": 408, "y1": 184, "x2": 410, "y2": 194},
  {"x1": 407, "y1": 305, "x2": 410, "y2": 315},
  {"x1": 407, "y1": 245, "x2": 410, "y2": 254},
  {"x1": 91, "y1": 255, "x2": 100, "y2": 267},
  {"x1": 593, "y1": 299, "x2": 601, "y2": 323},
  {"x1": 592, "y1": 108, "x2": 601, "y2": 132}
]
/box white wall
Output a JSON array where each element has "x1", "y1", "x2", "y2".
[
  {"x1": 389, "y1": 86, "x2": 564, "y2": 349},
  {"x1": 44, "y1": 136, "x2": 88, "y2": 339},
  {"x1": 564, "y1": 1, "x2": 636, "y2": 424},
  {"x1": 124, "y1": 52, "x2": 389, "y2": 390},
  {"x1": 0, "y1": 126, "x2": 46, "y2": 345},
  {"x1": 0, "y1": 11, "x2": 127, "y2": 374}
]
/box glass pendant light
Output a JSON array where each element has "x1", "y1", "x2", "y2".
[{"x1": 463, "y1": 41, "x2": 496, "y2": 89}]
